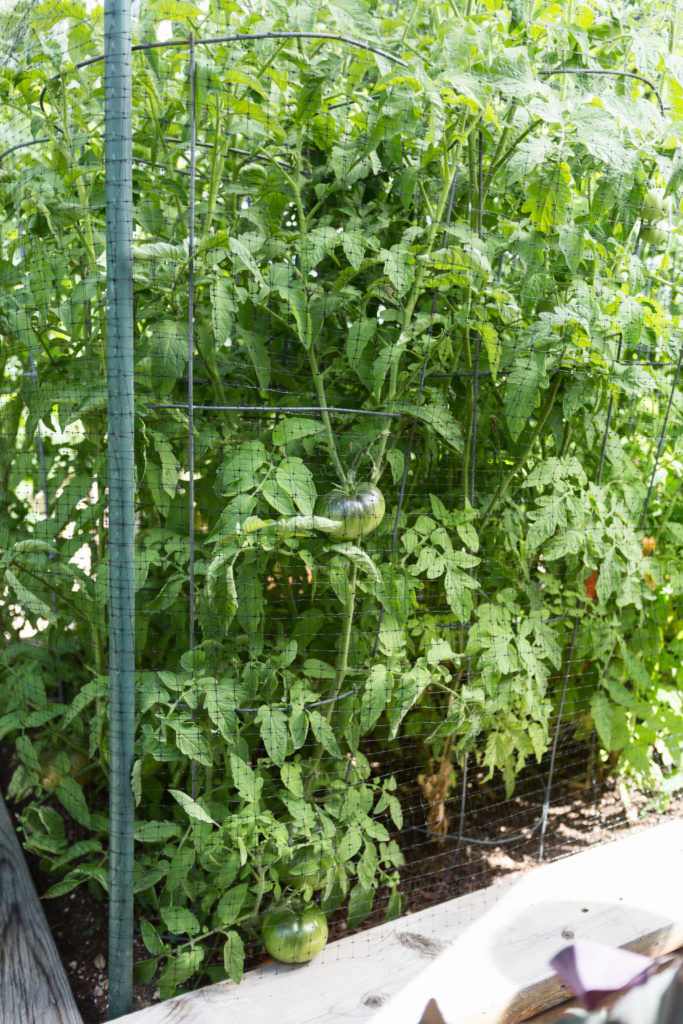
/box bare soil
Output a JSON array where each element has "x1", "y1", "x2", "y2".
[{"x1": 4, "y1": 738, "x2": 683, "y2": 1024}]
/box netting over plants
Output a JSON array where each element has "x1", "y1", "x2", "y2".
[{"x1": 2, "y1": 0, "x2": 683, "y2": 1016}]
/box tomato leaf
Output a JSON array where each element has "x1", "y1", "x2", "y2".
[
  {"x1": 276, "y1": 457, "x2": 317, "y2": 516},
  {"x1": 347, "y1": 883, "x2": 374, "y2": 930},
  {"x1": 223, "y1": 931, "x2": 245, "y2": 984},
  {"x1": 256, "y1": 706, "x2": 288, "y2": 766},
  {"x1": 169, "y1": 789, "x2": 217, "y2": 826}
]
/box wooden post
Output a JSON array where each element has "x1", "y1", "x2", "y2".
[{"x1": 0, "y1": 793, "x2": 82, "y2": 1024}]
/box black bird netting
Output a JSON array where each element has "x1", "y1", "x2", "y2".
[{"x1": 1, "y1": 0, "x2": 683, "y2": 1017}]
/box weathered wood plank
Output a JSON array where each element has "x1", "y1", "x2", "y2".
[
  {"x1": 0, "y1": 792, "x2": 82, "y2": 1024},
  {"x1": 115, "y1": 819, "x2": 683, "y2": 1024},
  {"x1": 373, "y1": 818, "x2": 683, "y2": 1024}
]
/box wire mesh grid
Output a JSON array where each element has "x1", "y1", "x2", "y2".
[{"x1": 1, "y1": 0, "x2": 683, "y2": 1017}]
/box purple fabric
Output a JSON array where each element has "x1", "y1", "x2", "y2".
[{"x1": 549, "y1": 940, "x2": 656, "y2": 1009}]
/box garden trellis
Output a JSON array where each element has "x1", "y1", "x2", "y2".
[{"x1": 1, "y1": 0, "x2": 683, "y2": 1019}]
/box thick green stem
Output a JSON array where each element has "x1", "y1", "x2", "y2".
[
  {"x1": 308, "y1": 346, "x2": 347, "y2": 485},
  {"x1": 249, "y1": 867, "x2": 268, "y2": 922},
  {"x1": 325, "y1": 564, "x2": 358, "y2": 725},
  {"x1": 460, "y1": 324, "x2": 473, "y2": 497},
  {"x1": 481, "y1": 100, "x2": 518, "y2": 201},
  {"x1": 305, "y1": 564, "x2": 358, "y2": 792},
  {"x1": 285, "y1": 135, "x2": 347, "y2": 486},
  {"x1": 467, "y1": 133, "x2": 477, "y2": 231},
  {"x1": 372, "y1": 120, "x2": 478, "y2": 482},
  {"x1": 560, "y1": 418, "x2": 573, "y2": 457},
  {"x1": 202, "y1": 106, "x2": 228, "y2": 240},
  {"x1": 486, "y1": 119, "x2": 543, "y2": 182},
  {"x1": 480, "y1": 369, "x2": 563, "y2": 533},
  {"x1": 58, "y1": 90, "x2": 97, "y2": 269}
]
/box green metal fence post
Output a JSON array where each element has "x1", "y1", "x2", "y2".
[{"x1": 104, "y1": 0, "x2": 135, "y2": 1016}]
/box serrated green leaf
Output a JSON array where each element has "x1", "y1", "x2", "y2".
[
  {"x1": 394, "y1": 396, "x2": 462, "y2": 451},
  {"x1": 380, "y1": 244, "x2": 414, "y2": 294},
  {"x1": 505, "y1": 356, "x2": 546, "y2": 442},
  {"x1": 342, "y1": 228, "x2": 364, "y2": 269},
  {"x1": 276, "y1": 457, "x2": 317, "y2": 516},
  {"x1": 522, "y1": 160, "x2": 572, "y2": 233},
  {"x1": 347, "y1": 883, "x2": 374, "y2": 930},
  {"x1": 223, "y1": 931, "x2": 245, "y2": 984},
  {"x1": 160, "y1": 904, "x2": 201, "y2": 936},
  {"x1": 479, "y1": 321, "x2": 501, "y2": 379},
  {"x1": 215, "y1": 884, "x2": 249, "y2": 927},
  {"x1": 229, "y1": 235, "x2": 266, "y2": 285},
  {"x1": 359, "y1": 665, "x2": 391, "y2": 731},
  {"x1": 308, "y1": 709, "x2": 343, "y2": 757},
  {"x1": 299, "y1": 226, "x2": 338, "y2": 276},
  {"x1": 256, "y1": 706, "x2": 288, "y2": 766},
  {"x1": 55, "y1": 776, "x2": 90, "y2": 828},
  {"x1": 423, "y1": 245, "x2": 491, "y2": 290},
  {"x1": 169, "y1": 789, "x2": 217, "y2": 825},
  {"x1": 228, "y1": 755, "x2": 262, "y2": 803},
  {"x1": 329, "y1": 543, "x2": 382, "y2": 582},
  {"x1": 158, "y1": 949, "x2": 204, "y2": 1001},
  {"x1": 272, "y1": 417, "x2": 325, "y2": 447},
  {"x1": 388, "y1": 666, "x2": 431, "y2": 738},
  {"x1": 148, "y1": 320, "x2": 186, "y2": 396},
  {"x1": 280, "y1": 762, "x2": 304, "y2": 797},
  {"x1": 337, "y1": 825, "x2": 363, "y2": 862},
  {"x1": 346, "y1": 317, "x2": 376, "y2": 376}
]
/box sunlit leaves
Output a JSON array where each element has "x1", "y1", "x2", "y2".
[{"x1": 522, "y1": 160, "x2": 573, "y2": 233}]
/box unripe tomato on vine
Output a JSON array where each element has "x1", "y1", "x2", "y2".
[
  {"x1": 262, "y1": 904, "x2": 328, "y2": 964},
  {"x1": 316, "y1": 484, "x2": 385, "y2": 540},
  {"x1": 641, "y1": 187, "x2": 673, "y2": 223}
]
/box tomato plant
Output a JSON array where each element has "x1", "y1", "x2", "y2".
[
  {"x1": 262, "y1": 905, "x2": 329, "y2": 964},
  {"x1": 1, "y1": 0, "x2": 683, "y2": 1000}
]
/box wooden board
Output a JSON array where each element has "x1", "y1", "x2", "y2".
[
  {"x1": 0, "y1": 792, "x2": 83, "y2": 1024},
  {"x1": 116, "y1": 818, "x2": 683, "y2": 1024}
]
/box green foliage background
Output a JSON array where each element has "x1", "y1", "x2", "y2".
[{"x1": 1, "y1": 0, "x2": 683, "y2": 996}]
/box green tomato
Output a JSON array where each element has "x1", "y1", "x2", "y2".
[
  {"x1": 262, "y1": 905, "x2": 328, "y2": 964},
  {"x1": 240, "y1": 162, "x2": 267, "y2": 184},
  {"x1": 39, "y1": 749, "x2": 91, "y2": 790},
  {"x1": 641, "y1": 223, "x2": 667, "y2": 246},
  {"x1": 317, "y1": 484, "x2": 385, "y2": 540},
  {"x1": 280, "y1": 846, "x2": 335, "y2": 891},
  {"x1": 641, "y1": 187, "x2": 673, "y2": 223}
]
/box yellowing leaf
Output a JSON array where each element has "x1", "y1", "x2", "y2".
[
  {"x1": 478, "y1": 321, "x2": 501, "y2": 379},
  {"x1": 522, "y1": 161, "x2": 572, "y2": 233}
]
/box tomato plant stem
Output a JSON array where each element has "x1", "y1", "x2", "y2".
[
  {"x1": 306, "y1": 563, "x2": 358, "y2": 790},
  {"x1": 480, "y1": 368, "x2": 563, "y2": 533},
  {"x1": 285, "y1": 133, "x2": 348, "y2": 486},
  {"x1": 373, "y1": 118, "x2": 478, "y2": 482},
  {"x1": 308, "y1": 345, "x2": 348, "y2": 485},
  {"x1": 202, "y1": 107, "x2": 228, "y2": 239},
  {"x1": 326, "y1": 563, "x2": 358, "y2": 724},
  {"x1": 486, "y1": 119, "x2": 543, "y2": 182}
]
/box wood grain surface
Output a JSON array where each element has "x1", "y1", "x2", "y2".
[{"x1": 0, "y1": 792, "x2": 82, "y2": 1024}]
